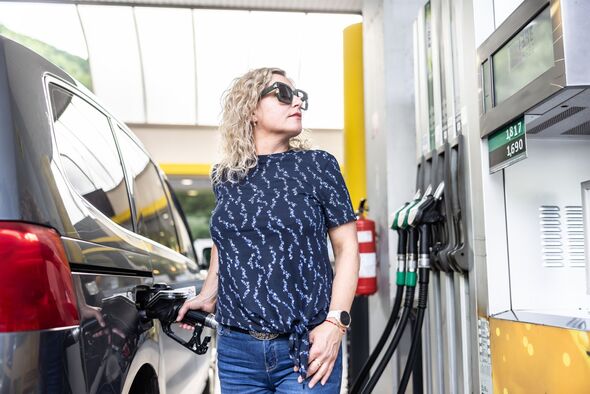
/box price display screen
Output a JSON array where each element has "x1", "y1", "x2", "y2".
[
  {"x1": 488, "y1": 117, "x2": 527, "y2": 173},
  {"x1": 492, "y1": 6, "x2": 554, "y2": 105}
]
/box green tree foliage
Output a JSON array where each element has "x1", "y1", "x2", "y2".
[
  {"x1": 0, "y1": 24, "x2": 93, "y2": 90},
  {"x1": 176, "y1": 189, "x2": 216, "y2": 239}
]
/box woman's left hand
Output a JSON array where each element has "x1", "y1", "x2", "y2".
[{"x1": 298, "y1": 319, "x2": 344, "y2": 388}]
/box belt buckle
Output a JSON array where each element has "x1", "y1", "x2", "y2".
[{"x1": 249, "y1": 331, "x2": 279, "y2": 340}]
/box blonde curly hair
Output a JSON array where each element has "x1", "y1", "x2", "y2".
[{"x1": 212, "y1": 67, "x2": 310, "y2": 185}]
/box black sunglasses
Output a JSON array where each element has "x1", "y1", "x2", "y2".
[{"x1": 260, "y1": 82, "x2": 308, "y2": 110}]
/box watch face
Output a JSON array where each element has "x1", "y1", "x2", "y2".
[{"x1": 340, "y1": 311, "x2": 351, "y2": 326}]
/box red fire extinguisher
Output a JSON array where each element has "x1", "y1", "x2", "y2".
[{"x1": 356, "y1": 199, "x2": 377, "y2": 296}]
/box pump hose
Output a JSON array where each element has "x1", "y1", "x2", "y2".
[
  {"x1": 350, "y1": 284, "x2": 404, "y2": 394},
  {"x1": 397, "y1": 268, "x2": 430, "y2": 393},
  {"x1": 359, "y1": 285, "x2": 416, "y2": 394}
]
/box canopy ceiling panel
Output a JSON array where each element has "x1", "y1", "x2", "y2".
[
  {"x1": 134, "y1": 7, "x2": 197, "y2": 124},
  {"x1": 1, "y1": 1, "x2": 361, "y2": 127},
  {"x1": 298, "y1": 13, "x2": 353, "y2": 129},
  {"x1": 62, "y1": 0, "x2": 362, "y2": 14},
  {"x1": 192, "y1": 9, "x2": 250, "y2": 125},
  {"x1": 190, "y1": 10, "x2": 360, "y2": 128},
  {"x1": 78, "y1": 5, "x2": 146, "y2": 123}
]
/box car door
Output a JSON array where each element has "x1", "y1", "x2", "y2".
[
  {"x1": 47, "y1": 79, "x2": 154, "y2": 394},
  {"x1": 113, "y1": 123, "x2": 210, "y2": 393}
]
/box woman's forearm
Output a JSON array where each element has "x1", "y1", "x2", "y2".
[
  {"x1": 329, "y1": 250, "x2": 359, "y2": 312},
  {"x1": 328, "y1": 223, "x2": 360, "y2": 312},
  {"x1": 199, "y1": 244, "x2": 219, "y2": 300}
]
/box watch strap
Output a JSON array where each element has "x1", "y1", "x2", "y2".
[
  {"x1": 327, "y1": 310, "x2": 351, "y2": 328},
  {"x1": 326, "y1": 310, "x2": 341, "y2": 320}
]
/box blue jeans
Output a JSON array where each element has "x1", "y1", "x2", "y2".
[{"x1": 217, "y1": 325, "x2": 343, "y2": 393}]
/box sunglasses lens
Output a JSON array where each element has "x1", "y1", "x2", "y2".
[
  {"x1": 261, "y1": 83, "x2": 308, "y2": 110},
  {"x1": 294, "y1": 90, "x2": 308, "y2": 110},
  {"x1": 276, "y1": 84, "x2": 293, "y2": 104}
]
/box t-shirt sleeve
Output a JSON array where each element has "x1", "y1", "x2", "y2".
[
  {"x1": 318, "y1": 153, "x2": 357, "y2": 228},
  {"x1": 211, "y1": 165, "x2": 220, "y2": 201}
]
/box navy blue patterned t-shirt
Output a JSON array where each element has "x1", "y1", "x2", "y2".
[{"x1": 209, "y1": 149, "x2": 356, "y2": 375}]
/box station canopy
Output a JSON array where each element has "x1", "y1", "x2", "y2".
[{"x1": 0, "y1": 1, "x2": 361, "y2": 129}]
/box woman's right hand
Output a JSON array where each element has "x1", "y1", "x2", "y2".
[{"x1": 176, "y1": 294, "x2": 216, "y2": 330}]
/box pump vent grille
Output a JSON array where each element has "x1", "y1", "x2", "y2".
[
  {"x1": 561, "y1": 120, "x2": 590, "y2": 136},
  {"x1": 528, "y1": 106, "x2": 584, "y2": 135},
  {"x1": 565, "y1": 206, "x2": 585, "y2": 267},
  {"x1": 540, "y1": 205, "x2": 563, "y2": 267},
  {"x1": 539, "y1": 205, "x2": 585, "y2": 267}
]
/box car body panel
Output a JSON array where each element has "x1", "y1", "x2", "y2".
[
  {"x1": 0, "y1": 328, "x2": 86, "y2": 393},
  {"x1": 0, "y1": 36, "x2": 210, "y2": 393}
]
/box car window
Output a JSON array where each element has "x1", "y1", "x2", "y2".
[
  {"x1": 164, "y1": 180, "x2": 197, "y2": 262},
  {"x1": 202, "y1": 246, "x2": 212, "y2": 268},
  {"x1": 115, "y1": 126, "x2": 180, "y2": 251},
  {"x1": 49, "y1": 84, "x2": 133, "y2": 231}
]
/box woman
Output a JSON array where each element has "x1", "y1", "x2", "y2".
[{"x1": 177, "y1": 67, "x2": 359, "y2": 393}]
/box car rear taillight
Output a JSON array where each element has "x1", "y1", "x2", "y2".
[{"x1": 0, "y1": 222, "x2": 79, "y2": 332}]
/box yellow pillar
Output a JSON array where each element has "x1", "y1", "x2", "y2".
[{"x1": 343, "y1": 23, "x2": 367, "y2": 212}]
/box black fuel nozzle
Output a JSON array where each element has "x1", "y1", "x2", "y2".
[
  {"x1": 406, "y1": 183, "x2": 445, "y2": 265},
  {"x1": 134, "y1": 284, "x2": 217, "y2": 355}
]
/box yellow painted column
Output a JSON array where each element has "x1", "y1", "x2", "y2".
[{"x1": 343, "y1": 23, "x2": 366, "y2": 212}]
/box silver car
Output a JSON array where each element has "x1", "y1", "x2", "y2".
[{"x1": 0, "y1": 36, "x2": 213, "y2": 393}]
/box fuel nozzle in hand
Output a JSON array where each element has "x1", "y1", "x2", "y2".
[{"x1": 134, "y1": 284, "x2": 217, "y2": 355}]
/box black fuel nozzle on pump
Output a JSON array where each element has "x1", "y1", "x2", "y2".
[
  {"x1": 356, "y1": 188, "x2": 428, "y2": 394},
  {"x1": 397, "y1": 182, "x2": 445, "y2": 394},
  {"x1": 134, "y1": 284, "x2": 217, "y2": 355},
  {"x1": 350, "y1": 191, "x2": 421, "y2": 394},
  {"x1": 405, "y1": 182, "x2": 444, "y2": 303},
  {"x1": 391, "y1": 190, "x2": 421, "y2": 286}
]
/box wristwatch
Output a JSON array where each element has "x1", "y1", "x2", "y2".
[{"x1": 327, "y1": 310, "x2": 352, "y2": 329}]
